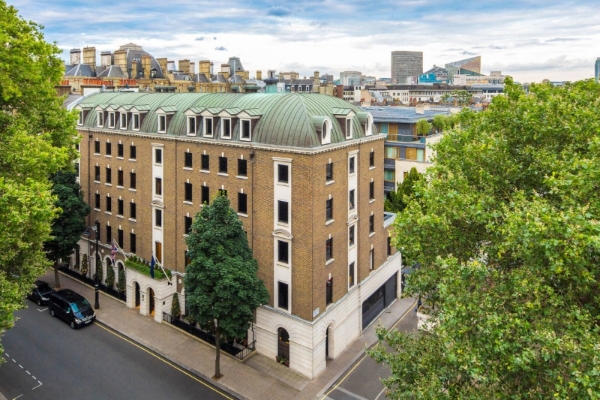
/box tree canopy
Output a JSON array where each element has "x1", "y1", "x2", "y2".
[
  {"x1": 0, "y1": 1, "x2": 78, "y2": 355},
  {"x1": 384, "y1": 167, "x2": 423, "y2": 213},
  {"x1": 369, "y1": 78, "x2": 600, "y2": 398}
]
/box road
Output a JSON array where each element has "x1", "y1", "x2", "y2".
[
  {"x1": 323, "y1": 305, "x2": 418, "y2": 400},
  {"x1": 0, "y1": 299, "x2": 233, "y2": 400}
]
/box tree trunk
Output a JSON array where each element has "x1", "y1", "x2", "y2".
[
  {"x1": 214, "y1": 327, "x2": 222, "y2": 380},
  {"x1": 54, "y1": 260, "x2": 61, "y2": 288}
]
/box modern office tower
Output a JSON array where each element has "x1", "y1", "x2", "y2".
[
  {"x1": 391, "y1": 51, "x2": 423, "y2": 84},
  {"x1": 445, "y1": 56, "x2": 482, "y2": 79}
]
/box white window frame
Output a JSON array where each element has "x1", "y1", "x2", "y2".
[
  {"x1": 132, "y1": 113, "x2": 140, "y2": 131},
  {"x1": 97, "y1": 112, "x2": 104, "y2": 128},
  {"x1": 187, "y1": 116, "x2": 196, "y2": 136},
  {"x1": 77, "y1": 111, "x2": 83, "y2": 126},
  {"x1": 108, "y1": 112, "x2": 115, "y2": 129},
  {"x1": 221, "y1": 118, "x2": 232, "y2": 139},
  {"x1": 203, "y1": 117, "x2": 214, "y2": 137},
  {"x1": 345, "y1": 118, "x2": 353, "y2": 139},
  {"x1": 240, "y1": 119, "x2": 251, "y2": 141},
  {"x1": 158, "y1": 115, "x2": 167, "y2": 133},
  {"x1": 120, "y1": 113, "x2": 127, "y2": 130}
]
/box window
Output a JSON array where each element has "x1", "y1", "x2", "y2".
[
  {"x1": 238, "y1": 192, "x2": 247, "y2": 214},
  {"x1": 349, "y1": 225, "x2": 355, "y2": 246},
  {"x1": 117, "y1": 170, "x2": 124, "y2": 186},
  {"x1": 369, "y1": 181, "x2": 375, "y2": 200},
  {"x1": 118, "y1": 229, "x2": 123, "y2": 248},
  {"x1": 155, "y1": 242, "x2": 162, "y2": 263},
  {"x1": 201, "y1": 154, "x2": 209, "y2": 170},
  {"x1": 130, "y1": 144, "x2": 136, "y2": 160},
  {"x1": 384, "y1": 170, "x2": 395, "y2": 182},
  {"x1": 349, "y1": 262, "x2": 355, "y2": 287},
  {"x1": 95, "y1": 193, "x2": 100, "y2": 209},
  {"x1": 326, "y1": 199, "x2": 333, "y2": 221},
  {"x1": 94, "y1": 166, "x2": 100, "y2": 182},
  {"x1": 326, "y1": 278, "x2": 333, "y2": 305},
  {"x1": 106, "y1": 225, "x2": 112, "y2": 244},
  {"x1": 369, "y1": 150, "x2": 375, "y2": 167},
  {"x1": 120, "y1": 113, "x2": 127, "y2": 129},
  {"x1": 97, "y1": 112, "x2": 104, "y2": 127},
  {"x1": 278, "y1": 200, "x2": 289, "y2": 223},
  {"x1": 106, "y1": 142, "x2": 112, "y2": 156},
  {"x1": 130, "y1": 172, "x2": 136, "y2": 189},
  {"x1": 218, "y1": 189, "x2": 228, "y2": 198},
  {"x1": 219, "y1": 156, "x2": 227, "y2": 174},
  {"x1": 326, "y1": 238, "x2": 333, "y2": 261},
  {"x1": 278, "y1": 164, "x2": 289, "y2": 184},
  {"x1": 201, "y1": 186, "x2": 210, "y2": 205},
  {"x1": 221, "y1": 118, "x2": 231, "y2": 138},
  {"x1": 132, "y1": 114, "x2": 140, "y2": 130},
  {"x1": 278, "y1": 240, "x2": 289, "y2": 263},
  {"x1": 106, "y1": 195, "x2": 112, "y2": 212},
  {"x1": 369, "y1": 249, "x2": 374, "y2": 270},
  {"x1": 278, "y1": 282, "x2": 289, "y2": 310},
  {"x1": 238, "y1": 159, "x2": 247, "y2": 177},
  {"x1": 158, "y1": 115, "x2": 167, "y2": 133},
  {"x1": 326, "y1": 162, "x2": 333, "y2": 181},
  {"x1": 105, "y1": 167, "x2": 112, "y2": 184},
  {"x1": 155, "y1": 148, "x2": 162, "y2": 164},
  {"x1": 187, "y1": 117, "x2": 196, "y2": 135},
  {"x1": 155, "y1": 178, "x2": 162, "y2": 196},
  {"x1": 345, "y1": 118, "x2": 353, "y2": 139},
  {"x1": 184, "y1": 182, "x2": 192, "y2": 202},
  {"x1": 130, "y1": 202, "x2": 137, "y2": 219},
  {"x1": 241, "y1": 120, "x2": 251, "y2": 140},
  {"x1": 349, "y1": 189, "x2": 355, "y2": 210},
  {"x1": 155, "y1": 209, "x2": 162, "y2": 228},
  {"x1": 77, "y1": 111, "x2": 83, "y2": 125},
  {"x1": 118, "y1": 143, "x2": 124, "y2": 158},
  {"x1": 94, "y1": 140, "x2": 100, "y2": 154},
  {"x1": 184, "y1": 216, "x2": 192, "y2": 234},
  {"x1": 108, "y1": 112, "x2": 115, "y2": 128},
  {"x1": 204, "y1": 117, "x2": 213, "y2": 137},
  {"x1": 349, "y1": 157, "x2": 355, "y2": 174},
  {"x1": 130, "y1": 233, "x2": 136, "y2": 253},
  {"x1": 387, "y1": 236, "x2": 392, "y2": 256},
  {"x1": 184, "y1": 152, "x2": 193, "y2": 168},
  {"x1": 117, "y1": 199, "x2": 124, "y2": 216}
]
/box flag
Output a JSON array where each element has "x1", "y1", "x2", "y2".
[
  {"x1": 111, "y1": 240, "x2": 118, "y2": 264},
  {"x1": 149, "y1": 255, "x2": 155, "y2": 279}
]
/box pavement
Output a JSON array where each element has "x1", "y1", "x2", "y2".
[{"x1": 39, "y1": 269, "x2": 416, "y2": 400}]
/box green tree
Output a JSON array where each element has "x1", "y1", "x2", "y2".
[
  {"x1": 0, "y1": 1, "x2": 78, "y2": 356},
  {"x1": 384, "y1": 168, "x2": 423, "y2": 213},
  {"x1": 184, "y1": 195, "x2": 269, "y2": 379},
  {"x1": 415, "y1": 119, "x2": 432, "y2": 136},
  {"x1": 171, "y1": 293, "x2": 181, "y2": 319},
  {"x1": 369, "y1": 78, "x2": 600, "y2": 398},
  {"x1": 117, "y1": 268, "x2": 126, "y2": 292},
  {"x1": 44, "y1": 171, "x2": 91, "y2": 288},
  {"x1": 432, "y1": 114, "x2": 448, "y2": 133},
  {"x1": 106, "y1": 263, "x2": 115, "y2": 288}
]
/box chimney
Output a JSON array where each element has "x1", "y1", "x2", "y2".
[
  {"x1": 131, "y1": 62, "x2": 138, "y2": 79},
  {"x1": 199, "y1": 60, "x2": 211, "y2": 80},
  {"x1": 100, "y1": 51, "x2": 112, "y2": 67},
  {"x1": 220, "y1": 64, "x2": 230, "y2": 80},
  {"x1": 179, "y1": 59, "x2": 190, "y2": 74},
  {"x1": 167, "y1": 61, "x2": 175, "y2": 72},
  {"x1": 70, "y1": 48, "x2": 81, "y2": 65},
  {"x1": 415, "y1": 104, "x2": 425, "y2": 114},
  {"x1": 189, "y1": 62, "x2": 195, "y2": 74},
  {"x1": 156, "y1": 58, "x2": 168, "y2": 75},
  {"x1": 313, "y1": 71, "x2": 320, "y2": 92},
  {"x1": 142, "y1": 55, "x2": 151, "y2": 78},
  {"x1": 268, "y1": 70, "x2": 276, "y2": 79},
  {"x1": 256, "y1": 70, "x2": 262, "y2": 80},
  {"x1": 113, "y1": 49, "x2": 127, "y2": 73},
  {"x1": 83, "y1": 47, "x2": 96, "y2": 66}
]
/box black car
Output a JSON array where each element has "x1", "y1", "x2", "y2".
[
  {"x1": 48, "y1": 289, "x2": 96, "y2": 329},
  {"x1": 28, "y1": 280, "x2": 55, "y2": 306}
]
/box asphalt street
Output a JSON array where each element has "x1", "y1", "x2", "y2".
[
  {"x1": 0, "y1": 298, "x2": 232, "y2": 400},
  {"x1": 324, "y1": 304, "x2": 418, "y2": 400}
]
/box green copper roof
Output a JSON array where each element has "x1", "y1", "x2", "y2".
[{"x1": 76, "y1": 92, "x2": 378, "y2": 148}]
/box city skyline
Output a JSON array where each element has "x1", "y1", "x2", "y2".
[{"x1": 10, "y1": 0, "x2": 599, "y2": 83}]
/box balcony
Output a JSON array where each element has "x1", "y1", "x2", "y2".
[
  {"x1": 384, "y1": 159, "x2": 396, "y2": 169},
  {"x1": 383, "y1": 211, "x2": 396, "y2": 228}
]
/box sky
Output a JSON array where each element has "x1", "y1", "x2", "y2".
[{"x1": 9, "y1": 0, "x2": 600, "y2": 83}]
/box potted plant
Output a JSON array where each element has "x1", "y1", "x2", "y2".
[
  {"x1": 81, "y1": 254, "x2": 89, "y2": 276},
  {"x1": 171, "y1": 293, "x2": 181, "y2": 319}
]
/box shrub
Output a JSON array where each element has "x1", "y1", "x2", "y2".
[
  {"x1": 106, "y1": 264, "x2": 115, "y2": 288},
  {"x1": 171, "y1": 293, "x2": 181, "y2": 319},
  {"x1": 124, "y1": 255, "x2": 172, "y2": 280},
  {"x1": 117, "y1": 268, "x2": 126, "y2": 292}
]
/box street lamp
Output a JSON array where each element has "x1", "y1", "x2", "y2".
[{"x1": 94, "y1": 219, "x2": 100, "y2": 309}]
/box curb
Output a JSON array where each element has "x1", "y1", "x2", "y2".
[
  {"x1": 314, "y1": 299, "x2": 417, "y2": 400},
  {"x1": 57, "y1": 269, "x2": 127, "y2": 305}
]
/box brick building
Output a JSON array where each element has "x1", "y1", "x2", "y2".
[{"x1": 72, "y1": 92, "x2": 401, "y2": 379}]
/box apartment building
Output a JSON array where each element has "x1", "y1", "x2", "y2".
[{"x1": 72, "y1": 92, "x2": 401, "y2": 379}]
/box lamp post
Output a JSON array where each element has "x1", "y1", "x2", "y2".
[{"x1": 94, "y1": 219, "x2": 100, "y2": 309}]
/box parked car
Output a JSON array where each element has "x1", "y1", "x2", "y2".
[
  {"x1": 28, "y1": 280, "x2": 55, "y2": 306},
  {"x1": 48, "y1": 289, "x2": 96, "y2": 329}
]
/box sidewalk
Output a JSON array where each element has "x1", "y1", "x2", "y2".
[{"x1": 43, "y1": 270, "x2": 415, "y2": 400}]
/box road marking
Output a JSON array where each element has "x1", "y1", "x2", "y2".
[
  {"x1": 12, "y1": 359, "x2": 16, "y2": 363},
  {"x1": 37, "y1": 308, "x2": 48, "y2": 312},
  {"x1": 32, "y1": 376, "x2": 36, "y2": 380},
  {"x1": 336, "y1": 387, "x2": 369, "y2": 400},
  {"x1": 5, "y1": 353, "x2": 9, "y2": 357},
  {"x1": 26, "y1": 371, "x2": 30, "y2": 375},
  {"x1": 19, "y1": 364, "x2": 23, "y2": 369},
  {"x1": 32, "y1": 381, "x2": 42, "y2": 390},
  {"x1": 374, "y1": 387, "x2": 387, "y2": 400},
  {"x1": 12, "y1": 394, "x2": 23, "y2": 399},
  {"x1": 95, "y1": 323, "x2": 233, "y2": 400},
  {"x1": 320, "y1": 299, "x2": 417, "y2": 400}
]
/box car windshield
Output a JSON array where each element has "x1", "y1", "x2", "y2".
[
  {"x1": 38, "y1": 283, "x2": 53, "y2": 294},
  {"x1": 70, "y1": 299, "x2": 91, "y2": 313}
]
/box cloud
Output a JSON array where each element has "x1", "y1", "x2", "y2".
[
  {"x1": 268, "y1": 6, "x2": 292, "y2": 17},
  {"x1": 462, "y1": 51, "x2": 477, "y2": 56},
  {"x1": 215, "y1": 46, "x2": 227, "y2": 51},
  {"x1": 195, "y1": 37, "x2": 204, "y2": 41},
  {"x1": 545, "y1": 37, "x2": 581, "y2": 42}
]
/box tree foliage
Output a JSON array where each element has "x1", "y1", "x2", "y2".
[
  {"x1": 415, "y1": 119, "x2": 432, "y2": 136},
  {"x1": 369, "y1": 78, "x2": 600, "y2": 398},
  {"x1": 184, "y1": 195, "x2": 269, "y2": 376},
  {"x1": 0, "y1": 1, "x2": 78, "y2": 355},
  {"x1": 384, "y1": 167, "x2": 423, "y2": 213}
]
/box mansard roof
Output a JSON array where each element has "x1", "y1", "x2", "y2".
[{"x1": 73, "y1": 92, "x2": 378, "y2": 148}]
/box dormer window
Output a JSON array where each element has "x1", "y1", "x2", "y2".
[
  {"x1": 156, "y1": 106, "x2": 176, "y2": 134},
  {"x1": 132, "y1": 113, "x2": 140, "y2": 130},
  {"x1": 221, "y1": 118, "x2": 231, "y2": 139},
  {"x1": 120, "y1": 113, "x2": 127, "y2": 129},
  {"x1": 204, "y1": 117, "x2": 213, "y2": 137},
  {"x1": 108, "y1": 112, "x2": 116, "y2": 128},
  {"x1": 312, "y1": 116, "x2": 332, "y2": 145},
  {"x1": 77, "y1": 111, "x2": 84, "y2": 126},
  {"x1": 240, "y1": 119, "x2": 251, "y2": 141},
  {"x1": 158, "y1": 115, "x2": 167, "y2": 133},
  {"x1": 97, "y1": 112, "x2": 104, "y2": 127},
  {"x1": 345, "y1": 118, "x2": 353, "y2": 139},
  {"x1": 187, "y1": 116, "x2": 197, "y2": 136}
]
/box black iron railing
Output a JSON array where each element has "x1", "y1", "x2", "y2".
[{"x1": 60, "y1": 266, "x2": 126, "y2": 301}]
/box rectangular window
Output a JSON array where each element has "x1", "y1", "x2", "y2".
[
  {"x1": 155, "y1": 148, "x2": 162, "y2": 164},
  {"x1": 384, "y1": 170, "x2": 396, "y2": 182},
  {"x1": 369, "y1": 181, "x2": 375, "y2": 200},
  {"x1": 201, "y1": 154, "x2": 209, "y2": 170},
  {"x1": 184, "y1": 216, "x2": 192, "y2": 234},
  {"x1": 201, "y1": 186, "x2": 209, "y2": 205},
  {"x1": 132, "y1": 114, "x2": 140, "y2": 130},
  {"x1": 278, "y1": 240, "x2": 289, "y2": 263},
  {"x1": 204, "y1": 118, "x2": 213, "y2": 136},
  {"x1": 326, "y1": 278, "x2": 333, "y2": 305},
  {"x1": 94, "y1": 140, "x2": 100, "y2": 154},
  {"x1": 118, "y1": 143, "x2": 124, "y2": 158},
  {"x1": 369, "y1": 150, "x2": 375, "y2": 167},
  {"x1": 241, "y1": 120, "x2": 251, "y2": 140},
  {"x1": 106, "y1": 142, "x2": 112, "y2": 156},
  {"x1": 349, "y1": 225, "x2": 355, "y2": 246},
  {"x1": 369, "y1": 249, "x2": 374, "y2": 270},
  {"x1": 278, "y1": 281, "x2": 289, "y2": 310},
  {"x1": 130, "y1": 172, "x2": 136, "y2": 189},
  {"x1": 130, "y1": 202, "x2": 137, "y2": 219},
  {"x1": 222, "y1": 118, "x2": 231, "y2": 138},
  {"x1": 97, "y1": 112, "x2": 104, "y2": 128},
  {"x1": 94, "y1": 166, "x2": 100, "y2": 182},
  {"x1": 105, "y1": 167, "x2": 112, "y2": 184},
  {"x1": 158, "y1": 115, "x2": 167, "y2": 133},
  {"x1": 118, "y1": 170, "x2": 124, "y2": 186},
  {"x1": 184, "y1": 152, "x2": 193, "y2": 168},
  {"x1": 278, "y1": 200, "x2": 289, "y2": 223},
  {"x1": 326, "y1": 238, "x2": 333, "y2": 261},
  {"x1": 106, "y1": 195, "x2": 112, "y2": 212},
  {"x1": 387, "y1": 237, "x2": 392, "y2": 256},
  {"x1": 326, "y1": 199, "x2": 333, "y2": 221},
  {"x1": 346, "y1": 118, "x2": 352, "y2": 139},
  {"x1": 118, "y1": 229, "x2": 123, "y2": 248},
  {"x1": 106, "y1": 225, "x2": 111, "y2": 244},
  {"x1": 130, "y1": 233, "x2": 136, "y2": 253},
  {"x1": 349, "y1": 189, "x2": 355, "y2": 210},
  {"x1": 155, "y1": 177, "x2": 162, "y2": 196},
  {"x1": 349, "y1": 157, "x2": 355, "y2": 174},
  {"x1": 385, "y1": 147, "x2": 398, "y2": 159},
  {"x1": 370, "y1": 215, "x2": 375, "y2": 233},
  {"x1": 155, "y1": 209, "x2": 162, "y2": 228},
  {"x1": 155, "y1": 242, "x2": 162, "y2": 263},
  {"x1": 117, "y1": 199, "x2": 124, "y2": 216},
  {"x1": 184, "y1": 182, "x2": 193, "y2": 202},
  {"x1": 218, "y1": 189, "x2": 228, "y2": 198},
  {"x1": 130, "y1": 145, "x2": 136, "y2": 160},
  {"x1": 278, "y1": 164, "x2": 289, "y2": 184},
  {"x1": 237, "y1": 159, "x2": 247, "y2": 177},
  {"x1": 108, "y1": 112, "x2": 115, "y2": 128},
  {"x1": 187, "y1": 116, "x2": 196, "y2": 135},
  {"x1": 238, "y1": 192, "x2": 248, "y2": 214},
  {"x1": 349, "y1": 262, "x2": 355, "y2": 287},
  {"x1": 326, "y1": 162, "x2": 333, "y2": 181},
  {"x1": 120, "y1": 113, "x2": 127, "y2": 129},
  {"x1": 219, "y1": 156, "x2": 227, "y2": 174}
]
